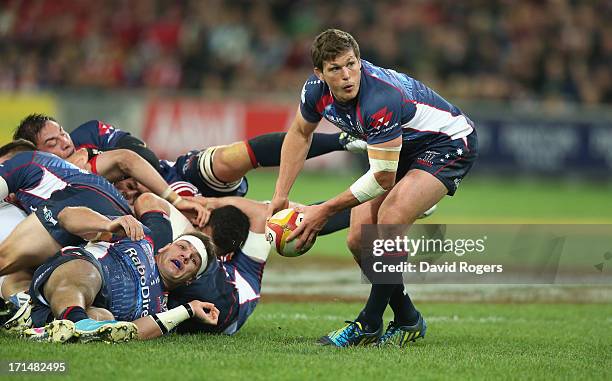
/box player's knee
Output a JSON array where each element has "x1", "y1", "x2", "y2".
[{"x1": 346, "y1": 231, "x2": 361, "y2": 256}]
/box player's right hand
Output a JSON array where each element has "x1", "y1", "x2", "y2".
[
  {"x1": 107, "y1": 215, "x2": 145, "y2": 241},
  {"x1": 266, "y1": 195, "x2": 289, "y2": 220},
  {"x1": 188, "y1": 301, "x2": 219, "y2": 326}
]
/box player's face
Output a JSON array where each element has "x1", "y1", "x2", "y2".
[
  {"x1": 157, "y1": 240, "x2": 202, "y2": 288},
  {"x1": 114, "y1": 178, "x2": 150, "y2": 206},
  {"x1": 315, "y1": 50, "x2": 361, "y2": 103},
  {"x1": 36, "y1": 121, "x2": 75, "y2": 159}
]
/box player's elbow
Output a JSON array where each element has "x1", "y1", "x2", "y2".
[{"x1": 134, "y1": 192, "x2": 168, "y2": 218}]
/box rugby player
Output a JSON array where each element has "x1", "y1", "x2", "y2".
[
  {"x1": 20, "y1": 206, "x2": 219, "y2": 343},
  {"x1": 268, "y1": 29, "x2": 478, "y2": 347},
  {"x1": 133, "y1": 193, "x2": 350, "y2": 336},
  {"x1": 13, "y1": 114, "x2": 365, "y2": 201}
]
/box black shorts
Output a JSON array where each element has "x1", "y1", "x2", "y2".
[
  {"x1": 29, "y1": 247, "x2": 108, "y2": 327},
  {"x1": 396, "y1": 130, "x2": 478, "y2": 196},
  {"x1": 182, "y1": 149, "x2": 249, "y2": 198},
  {"x1": 35, "y1": 186, "x2": 131, "y2": 247}
]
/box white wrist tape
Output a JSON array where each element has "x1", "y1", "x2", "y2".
[
  {"x1": 350, "y1": 170, "x2": 386, "y2": 203},
  {"x1": 151, "y1": 304, "x2": 194, "y2": 334},
  {"x1": 160, "y1": 187, "x2": 173, "y2": 200}
]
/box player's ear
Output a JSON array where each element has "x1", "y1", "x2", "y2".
[
  {"x1": 158, "y1": 243, "x2": 171, "y2": 253},
  {"x1": 313, "y1": 67, "x2": 324, "y2": 81}
]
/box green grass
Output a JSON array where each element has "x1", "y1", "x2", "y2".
[
  {"x1": 1, "y1": 302, "x2": 610, "y2": 380},
  {"x1": 2, "y1": 174, "x2": 610, "y2": 380}
]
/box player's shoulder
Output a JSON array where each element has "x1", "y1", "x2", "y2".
[
  {"x1": 301, "y1": 74, "x2": 326, "y2": 104},
  {"x1": 71, "y1": 120, "x2": 100, "y2": 134},
  {"x1": 360, "y1": 61, "x2": 405, "y2": 99}
]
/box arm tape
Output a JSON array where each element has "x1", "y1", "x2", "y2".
[
  {"x1": 349, "y1": 170, "x2": 386, "y2": 203},
  {"x1": 150, "y1": 303, "x2": 194, "y2": 335},
  {"x1": 369, "y1": 157, "x2": 399, "y2": 172},
  {"x1": 366, "y1": 145, "x2": 402, "y2": 152}
]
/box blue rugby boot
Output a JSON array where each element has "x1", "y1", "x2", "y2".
[
  {"x1": 74, "y1": 318, "x2": 138, "y2": 343},
  {"x1": 377, "y1": 313, "x2": 427, "y2": 347},
  {"x1": 318, "y1": 320, "x2": 382, "y2": 347}
]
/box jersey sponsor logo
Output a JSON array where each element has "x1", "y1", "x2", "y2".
[
  {"x1": 370, "y1": 107, "x2": 393, "y2": 130},
  {"x1": 125, "y1": 247, "x2": 152, "y2": 316}
]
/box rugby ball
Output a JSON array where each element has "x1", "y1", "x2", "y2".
[{"x1": 265, "y1": 208, "x2": 313, "y2": 257}]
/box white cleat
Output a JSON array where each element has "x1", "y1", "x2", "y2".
[
  {"x1": 339, "y1": 132, "x2": 367, "y2": 153},
  {"x1": 3, "y1": 298, "x2": 32, "y2": 333}
]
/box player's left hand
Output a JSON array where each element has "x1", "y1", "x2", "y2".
[
  {"x1": 287, "y1": 204, "x2": 330, "y2": 250},
  {"x1": 175, "y1": 198, "x2": 209, "y2": 227},
  {"x1": 188, "y1": 301, "x2": 219, "y2": 326}
]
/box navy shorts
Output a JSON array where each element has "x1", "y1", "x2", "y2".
[
  {"x1": 220, "y1": 251, "x2": 265, "y2": 335},
  {"x1": 397, "y1": 130, "x2": 478, "y2": 196},
  {"x1": 29, "y1": 247, "x2": 108, "y2": 327},
  {"x1": 35, "y1": 186, "x2": 131, "y2": 247},
  {"x1": 182, "y1": 150, "x2": 249, "y2": 198}
]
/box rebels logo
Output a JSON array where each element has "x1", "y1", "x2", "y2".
[
  {"x1": 97, "y1": 121, "x2": 115, "y2": 136},
  {"x1": 369, "y1": 107, "x2": 393, "y2": 130}
]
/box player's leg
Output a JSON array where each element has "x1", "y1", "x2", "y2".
[
  {"x1": 346, "y1": 194, "x2": 387, "y2": 264},
  {"x1": 38, "y1": 257, "x2": 136, "y2": 343},
  {"x1": 318, "y1": 195, "x2": 388, "y2": 347},
  {"x1": 213, "y1": 132, "x2": 363, "y2": 183},
  {"x1": 0, "y1": 214, "x2": 61, "y2": 276},
  {"x1": 42, "y1": 258, "x2": 102, "y2": 319},
  {"x1": 372, "y1": 169, "x2": 447, "y2": 345}
]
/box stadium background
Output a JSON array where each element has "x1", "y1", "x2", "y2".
[{"x1": 0, "y1": 1, "x2": 611, "y2": 380}]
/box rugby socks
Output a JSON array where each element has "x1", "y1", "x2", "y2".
[
  {"x1": 59, "y1": 306, "x2": 88, "y2": 323},
  {"x1": 357, "y1": 284, "x2": 397, "y2": 332},
  {"x1": 388, "y1": 284, "x2": 420, "y2": 326},
  {"x1": 247, "y1": 132, "x2": 343, "y2": 167}
]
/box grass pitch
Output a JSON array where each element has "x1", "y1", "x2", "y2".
[
  {"x1": 1, "y1": 172, "x2": 611, "y2": 380},
  {"x1": 1, "y1": 302, "x2": 610, "y2": 380}
]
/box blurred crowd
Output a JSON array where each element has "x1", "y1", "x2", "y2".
[{"x1": 0, "y1": 0, "x2": 611, "y2": 105}]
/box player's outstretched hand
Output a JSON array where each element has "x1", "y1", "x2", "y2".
[
  {"x1": 107, "y1": 215, "x2": 145, "y2": 241},
  {"x1": 175, "y1": 198, "x2": 209, "y2": 227},
  {"x1": 287, "y1": 204, "x2": 329, "y2": 250},
  {"x1": 266, "y1": 195, "x2": 289, "y2": 220},
  {"x1": 188, "y1": 301, "x2": 219, "y2": 326}
]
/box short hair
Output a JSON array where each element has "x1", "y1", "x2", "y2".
[
  {"x1": 13, "y1": 113, "x2": 58, "y2": 145},
  {"x1": 176, "y1": 230, "x2": 216, "y2": 273},
  {"x1": 311, "y1": 29, "x2": 361, "y2": 71},
  {"x1": 0, "y1": 139, "x2": 37, "y2": 160},
  {"x1": 207, "y1": 205, "x2": 250, "y2": 255}
]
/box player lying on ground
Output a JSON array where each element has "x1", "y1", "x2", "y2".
[
  {"x1": 13, "y1": 113, "x2": 366, "y2": 201},
  {"x1": 15, "y1": 206, "x2": 219, "y2": 343},
  {"x1": 137, "y1": 193, "x2": 352, "y2": 335},
  {"x1": 268, "y1": 29, "x2": 478, "y2": 347},
  {"x1": 0, "y1": 140, "x2": 205, "y2": 277}
]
